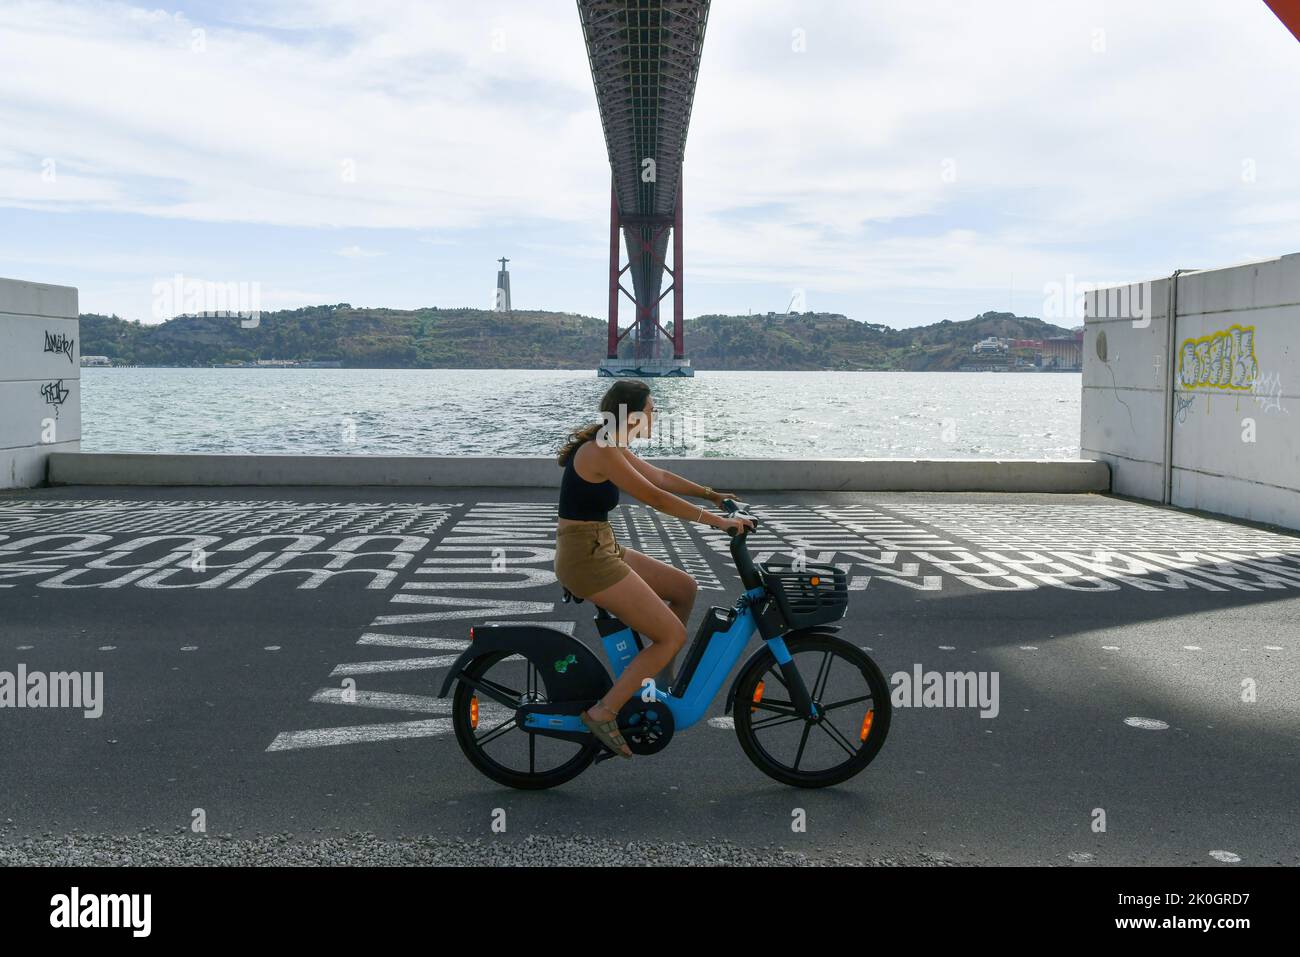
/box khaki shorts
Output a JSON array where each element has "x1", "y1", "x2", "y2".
[{"x1": 555, "y1": 521, "x2": 631, "y2": 598}]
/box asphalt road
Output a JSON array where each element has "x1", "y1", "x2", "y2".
[{"x1": 1, "y1": 485, "x2": 1297, "y2": 866}]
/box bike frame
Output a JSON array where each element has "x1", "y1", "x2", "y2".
[
  {"x1": 608, "y1": 587, "x2": 792, "y2": 730},
  {"x1": 521, "y1": 589, "x2": 791, "y2": 735}
]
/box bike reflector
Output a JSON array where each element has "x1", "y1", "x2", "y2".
[
  {"x1": 751, "y1": 680, "x2": 765, "y2": 713},
  {"x1": 860, "y1": 709, "x2": 874, "y2": 742},
  {"x1": 470, "y1": 696, "x2": 479, "y2": 729}
]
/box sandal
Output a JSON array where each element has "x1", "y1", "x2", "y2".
[{"x1": 581, "y1": 706, "x2": 632, "y2": 759}]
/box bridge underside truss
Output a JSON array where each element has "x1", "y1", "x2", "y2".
[{"x1": 578, "y1": 0, "x2": 710, "y2": 362}]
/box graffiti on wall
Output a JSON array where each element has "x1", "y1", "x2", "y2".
[
  {"x1": 40, "y1": 379, "x2": 70, "y2": 417},
  {"x1": 43, "y1": 330, "x2": 75, "y2": 363},
  {"x1": 1177, "y1": 324, "x2": 1259, "y2": 391}
]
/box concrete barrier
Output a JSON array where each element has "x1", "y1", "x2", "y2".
[
  {"x1": 1083, "y1": 252, "x2": 1300, "y2": 529},
  {"x1": 0, "y1": 278, "x2": 80, "y2": 489},
  {"x1": 46, "y1": 451, "x2": 1110, "y2": 492}
]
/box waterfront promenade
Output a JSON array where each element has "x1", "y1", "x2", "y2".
[{"x1": 2, "y1": 484, "x2": 1297, "y2": 865}]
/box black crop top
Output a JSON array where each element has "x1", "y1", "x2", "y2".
[{"x1": 558, "y1": 438, "x2": 620, "y2": 521}]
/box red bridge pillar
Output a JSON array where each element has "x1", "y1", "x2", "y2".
[
  {"x1": 673, "y1": 178, "x2": 684, "y2": 360},
  {"x1": 604, "y1": 170, "x2": 689, "y2": 373},
  {"x1": 607, "y1": 182, "x2": 620, "y2": 359},
  {"x1": 1265, "y1": 0, "x2": 1300, "y2": 42}
]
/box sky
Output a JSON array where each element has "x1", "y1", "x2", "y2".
[{"x1": 1, "y1": 0, "x2": 1299, "y2": 329}]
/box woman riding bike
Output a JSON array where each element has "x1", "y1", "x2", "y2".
[{"x1": 555, "y1": 379, "x2": 754, "y2": 759}]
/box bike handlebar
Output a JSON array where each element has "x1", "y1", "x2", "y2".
[{"x1": 719, "y1": 498, "x2": 763, "y2": 589}]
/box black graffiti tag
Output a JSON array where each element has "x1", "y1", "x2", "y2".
[
  {"x1": 43, "y1": 330, "x2": 75, "y2": 363},
  {"x1": 40, "y1": 379, "x2": 70, "y2": 418}
]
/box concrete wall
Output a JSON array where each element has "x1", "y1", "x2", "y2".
[
  {"x1": 47, "y1": 452, "x2": 1110, "y2": 492},
  {"x1": 1083, "y1": 253, "x2": 1300, "y2": 529},
  {"x1": 0, "y1": 278, "x2": 80, "y2": 489}
]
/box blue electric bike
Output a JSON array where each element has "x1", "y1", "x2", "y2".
[{"x1": 438, "y1": 500, "x2": 891, "y2": 789}]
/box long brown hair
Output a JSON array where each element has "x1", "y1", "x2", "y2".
[{"x1": 557, "y1": 379, "x2": 652, "y2": 466}]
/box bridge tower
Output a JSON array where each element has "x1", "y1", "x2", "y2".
[{"x1": 579, "y1": 0, "x2": 710, "y2": 378}]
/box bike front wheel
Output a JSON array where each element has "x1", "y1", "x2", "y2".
[{"x1": 733, "y1": 633, "x2": 891, "y2": 788}]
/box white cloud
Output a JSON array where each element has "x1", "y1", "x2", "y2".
[
  {"x1": 336, "y1": 244, "x2": 384, "y2": 259},
  {"x1": 1, "y1": 0, "x2": 1298, "y2": 317}
]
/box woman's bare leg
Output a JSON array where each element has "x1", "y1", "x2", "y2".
[
  {"x1": 583, "y1": 568, "x2": 686, "y2": 719},
  {"x1": 620, "y1": 547, "x2": 697, "y2": 689}
]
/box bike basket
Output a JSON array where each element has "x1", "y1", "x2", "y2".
[{"x1": 759, "y1": 561, "x2": 849, "y2": 629}]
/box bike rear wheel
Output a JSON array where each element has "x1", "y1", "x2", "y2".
[
  {"x1": 451, "y1": 651, "x2": 598, "y2": 790},
  {"x1": 733, "y1": 633, "x2": 891, "y2": 788}
]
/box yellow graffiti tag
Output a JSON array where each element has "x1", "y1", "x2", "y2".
[{"x1": 1177, "y1": 324, "x2": 1258, "y2": 391}]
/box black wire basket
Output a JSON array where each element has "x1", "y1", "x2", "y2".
[{"x1": 759, "y1": 561, "x2": 849, "y2": 629}]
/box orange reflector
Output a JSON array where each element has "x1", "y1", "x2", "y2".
[
  {"x1": 751, "y1": 680, "x2": 765, "y2": 713},
  {"x1": 470, "y1": 696, "x2": 479, "y2": 729},
  {"x1": 810, "y1": 576, "x2": 820, "y2": 586},
  {"x1": 860, "y1": 709, "x2": 874, "y2": 741}
]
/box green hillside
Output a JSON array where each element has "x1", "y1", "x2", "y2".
[{"x1": 78, "y1": 306, "x2": 1077, "y2": 371}]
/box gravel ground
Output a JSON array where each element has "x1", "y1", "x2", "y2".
[{"x1": 0, "y1": 833, "x2": 960, "y2": 867}]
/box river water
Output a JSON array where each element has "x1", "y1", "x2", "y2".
[{"x1": 80, "y1": 368, "x2": 1082, "y2": 459}]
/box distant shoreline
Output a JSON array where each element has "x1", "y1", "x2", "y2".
[
  {"x1": 77, "y1": 307, "x2": 1083, "y2": 373},
  {"x1": 80, "y1": 365, "x2": 1084, "y2": 373}
]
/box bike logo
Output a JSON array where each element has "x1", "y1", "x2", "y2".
[{"x1": 553, "y1": 654, "x2": 578, "y2": 674}]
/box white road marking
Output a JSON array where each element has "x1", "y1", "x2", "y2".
[
  {"x1": 329, "y1": 656, "x2": 461, "y2": 676},
  {"x1": 1209, "y1": 850, "x2": 1241, "y2": 863},
  {"x1": 266, "y1": 720, "x2": 455, "y2": 751},
  {"x1": 707, "y1": 716, "x2": 735, "y2": 730},
  {"x1": 490, "y1": 620, "x2": 577, "y2": 636},
  {"x1": 1124, "y1": 717, "x2": 1170, "y2": 730},
  {"x1": 376, "y1": 595, "x2": 553, "y2": 623},
  {"x1": 309, "y1": 688, "x2": 450, "y2": 713},
  {"x1": 357, "y1": 632, "x2": 470, "y2": 650}
]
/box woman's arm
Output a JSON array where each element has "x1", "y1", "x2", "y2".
[
  {"x1": 623, "y1": 451, "x2": 731, "y2": 505},
  {"x1": 592, "y1": 446, "x2": 742, "y2": 530}
]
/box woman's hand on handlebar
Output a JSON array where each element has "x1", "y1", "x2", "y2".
[
  {"x1": 710, "y1": 489, "x2": 738, "y2": 507},
  {"x1": 719, "y1": 515, "x2": 756, "y2": 536}
]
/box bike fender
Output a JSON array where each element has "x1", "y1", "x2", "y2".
[
  {"x1": 722, "y1": 627, "x2": 841, "y2": 714},
  {"x1": 436, "y1": 624, "x2": 611, "y2": 701}
]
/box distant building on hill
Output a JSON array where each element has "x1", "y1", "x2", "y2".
[
  {"x1": 972, "y1": 336, "x2": 1006, "y2": 354},
  {"x1": 1042, "y1": 331, "x2": 1083, "y2": 370}
]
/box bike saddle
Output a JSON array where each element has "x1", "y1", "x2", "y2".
[{"x1": 563, "y1": 586, "x2": 616, "y2": 620}]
